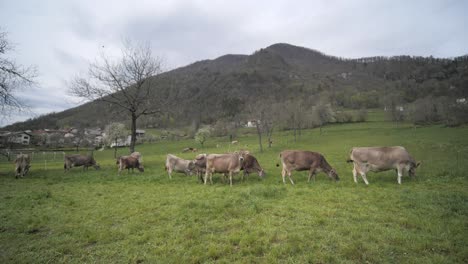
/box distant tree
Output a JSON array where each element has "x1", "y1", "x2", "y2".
[
  {"x1": 246, "y1": 99, "x2": 283, "y2": 152},
  {"x1": 69, "y1": 39, "x2": 164, "y2": 153},
  {"x1": 0, "y1": 30, "x2": 37, "y2": 115},
  {"x1": 312, "y1": 103, "x2": 335, "y2": 135},
  {"x1": 104, "y1": 123, "x2": 128, "y2": 158},
  {"x1": 195, "y1": 127, "x2": 210, "y2": 148}
]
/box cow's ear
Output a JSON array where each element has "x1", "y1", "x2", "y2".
[{"x1": 416, "y1": 162, "x2": 421, "y2": 168}]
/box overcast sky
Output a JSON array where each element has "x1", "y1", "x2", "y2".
[{"x1": 1, "y1": 0, "x2": 467, "y2": 127}]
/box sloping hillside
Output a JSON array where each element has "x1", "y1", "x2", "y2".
[{"x1": 4, "y1": 43, "x2": 468, "y2": 130}]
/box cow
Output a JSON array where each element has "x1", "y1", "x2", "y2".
[
  {"x1": 118, "y1": 156, "x2": 144, "y2": 174},
  {"x1": 193, "y1": 154, "x2": 207, "y2": 183},
  {"x1": 130, "y1": 152, "x2": 142, "y2": 163},
  {"x1": 165, "y1": 154, "x2": 195, "y2": 179},
  {"x1": 277, "y1": 150, "x2": 339, "y2": 185},
  {"x1": 182, "y1": 147, "x2": 198, "y2": 153},
  {"x1": 241, "y1": 153, "x2": 265, "y2": 179},
  {"x1": 347, "y1": 146, "x2": 420, "y2": 185},
  {"x1": 14, "y1": 154, "x2": 31, "y2": 178},
  {"x1": 204, "y1": 152, "x2": 246, "y2": 186},
  {"x1": 64, "y1": 154, "x2": 100, "y2": 172}
]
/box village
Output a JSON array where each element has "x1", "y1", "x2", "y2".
[{"x1": 0, "y1": 127, "x2": 146, "y2": 149}]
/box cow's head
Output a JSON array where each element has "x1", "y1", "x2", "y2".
[
  {"x1": 137, "y1": 164, "x2": 144, "y2": 172},
  {"x1": 186, "y1": 161, "x2": 196, "y2": 175},
  {"x1": 409, "y1": 161, "x2": 420, "y2": 177},
  {"x1": 258, "y1": 169, "x2": 265, "y2": 178},
  {"x1": 94, "y1": 164, "x2": 101, "y2": 170},
  {"x1": 327, "y1": 169, "x2": 339, "y2": 181}
]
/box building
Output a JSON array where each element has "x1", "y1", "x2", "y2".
[{"x1": 0, "y1": 131, "x2": 32, "y2": 145}]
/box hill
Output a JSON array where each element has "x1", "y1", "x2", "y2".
[{"x1": 4, "y1": 43, "x2": 468, "y2": 130}]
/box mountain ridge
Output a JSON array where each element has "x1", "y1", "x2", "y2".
[{"x1": 3, "y1": 43, "x2": 468, "y2": 130}]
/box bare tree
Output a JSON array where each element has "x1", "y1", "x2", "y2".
[
  {"x1": 104, "y1": 122, "x2": 128, "y2": 158},
  {"x1": 0, "y1": 30, "x2": 37, "y2": 115},
  {"x1": 69, "y1": 40, "x2": 164, "y2": 153}
]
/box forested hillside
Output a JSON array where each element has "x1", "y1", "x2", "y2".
[{"x1": 5, "y1": 43, "x2": 468, "y2": 130}]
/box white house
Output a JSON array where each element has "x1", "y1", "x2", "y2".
[
  {"x1": 8, "y1": 132, "x2": 32, "y2": 145},
  {"x1": 246, "y1": 120, "x2": 260, "y2": 128}
]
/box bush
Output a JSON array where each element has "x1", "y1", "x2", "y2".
[{"x1": 334, "y1": 111, "x2": 353, "y2": 123}]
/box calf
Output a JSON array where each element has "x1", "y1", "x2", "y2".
[
  {"x1": 277, "y1": 150, "x2": 339, "y2": 185},
  {"x1": 64, "y1": 154, "x2": 100, "y2": 172},
  {"x1": 204, "y1": 152, "x2": 246, "y2": 186},
  {"x1": 347, "y1": 146, "x2": 420, "y2": 185},
  {"x1": 118, "y1": 156, "x2": 144, "y2": 175},
  {"x1": 165, "y1": 154, "x2": 195, "y2": 179},
  {"x1": 15, "y1": 154, "x2": 31, "y2": 178}
]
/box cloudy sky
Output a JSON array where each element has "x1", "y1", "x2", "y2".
[{"x1": 1, "y1": 0, "x2": 467, "y2": 126}]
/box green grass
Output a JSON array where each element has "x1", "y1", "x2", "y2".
[{"x1": 1, "y1": 118, "x2": 467, "y2": 263}]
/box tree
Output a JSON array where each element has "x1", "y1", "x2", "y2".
[
  {"x1": 0, "y1": 30, "x2": 37, "y2": 115},
  {"x1": 247, "y1": 100, "x2": 279, "y2": 152},
  {"x1": 195, "y1": 127, "x2": 210, "y2": 148},
  {"x1": 312, "y1": 103, "x2": 334, "y2": 134},
  {"x1": 104, "y1": 122, "x2": 128, "y2": 158},
  {"x1": 69, "y1": 39, "x2": 164, "y2": 153}
]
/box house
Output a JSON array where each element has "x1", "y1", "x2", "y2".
[
  {"x1": 0, "y1": 131, "x2": 32, "y2": 145},
  {"x1": 246, "y1": 120, "x2": 260, "y2": 128},
  {"x1": 136, "y1": 129, "x2": 145, "y2": 137}
]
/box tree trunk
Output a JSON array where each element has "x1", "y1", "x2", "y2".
[
  {"x1": 267, "y1": 127, "x2": 273, "y2": 148},
  {"x1": 293, "y1": 126, "x2": 297, "y2": 143},
  {"x1": 256, "y1": 123, "x2": 263, "y2": 153},
  {"x1": 114, "y1": 139, "x2": 118, "y2": 158},
  {"x1": 130, "y1": 112, "x2": 137, "y2": 153}
]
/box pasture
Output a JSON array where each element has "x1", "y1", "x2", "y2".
[{"x1": 1, "y1": 116, "x2": 467, "y2": 263}]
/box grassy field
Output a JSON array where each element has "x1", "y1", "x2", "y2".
[{"x1": 1, "y1": 115, "x2": 467, "y2": 263}]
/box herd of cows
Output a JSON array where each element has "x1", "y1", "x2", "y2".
[{"x1": 12, "y1": 146, "x2": 420, "y2": 185}]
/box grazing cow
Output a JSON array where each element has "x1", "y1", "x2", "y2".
[
  {"x1": 64, "y1": 154, "x2": 100, "y2": 172},
  {"x1": 165, "y1": 154, "x2": 195, "y2": 179},
  {"x1": 347, "y1": 146, "x2": 420, "y2": 185},
  {"x1": 277, "y1": 150, "x2": 339, "y2": 184},
  {"x1": 15, "y1": 154, "x2": 31, "y2": 178},
  {"x1": 182, "y1": 147, "x2": 198, "y2": 153},
  {"x1": 204, "y1": 152, "x2": 246, "y2": 186},
  {"x1": 231, "y1": 140, "x2": 239, "y2": 145},
  {"x1": 193, "y1": 154, "x2": 207, "y2": 183},
  {"x1": 241, "y1": 153, "x2": 265, "y2": 178},
  {"x1": 118, "y1": 156, "x2": 144, "y2": 174}
]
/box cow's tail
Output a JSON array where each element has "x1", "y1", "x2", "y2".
[{"x1": 276, "y1": 153, "x2": 282, "y2": 167}]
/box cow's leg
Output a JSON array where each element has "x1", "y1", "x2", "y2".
[
  {"x1": 229, "y1": 171, "x2": 233, "y2": 187},
  {"x1": 308, "y1": 169, "x2": 316, "y2": 183},
  {"x1": 204, "y1": 171, "x2": 208, "y2": 185},
  {"x1": 397, "y1": 167, "x2": 403, "y2": 185},
  {"x1": 168, "y1": 168, "x2": 172, "y2": 179},
  {"x1": 360, "y1": 172, "x2": 369, "y2": 185},
  {"x1": 288, "y1": 171, "x2": 295, "y2": 185},
  {"x1": 281, "y1": 167, "x2": 286, "y2": 184},
  {"x1": 352, "y1": 164, "x2": 358, "y2": 183}
]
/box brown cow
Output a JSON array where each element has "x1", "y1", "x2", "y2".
[
  {"x1": 64, "y1": 154, "x2": 100, "y2": 172},
  {"x1": 193, "y1": 154, "x2": 207, "y2": 183},
  {"x1": 15, "y1": 154, "x2": 31, "y2": 178},
  {"x1": 204, "y1": 152, "x2": 246, "y2": 186},
  {"x1": 118, "y1": 156, "x2": 144, "y2": 174},
  {"x1": 241, "y1": 154, "x2": 265, "y2": 178},
  {"x1": 277, "y1": 150, "x2": 339, "y2": 184},
  {"x1": 347, "y1": 146, "x2": 420, "y2": 185}
]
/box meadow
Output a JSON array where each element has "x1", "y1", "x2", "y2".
[{"x1": 1, "y1": 113, "x2": 467, "y2": 263}]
